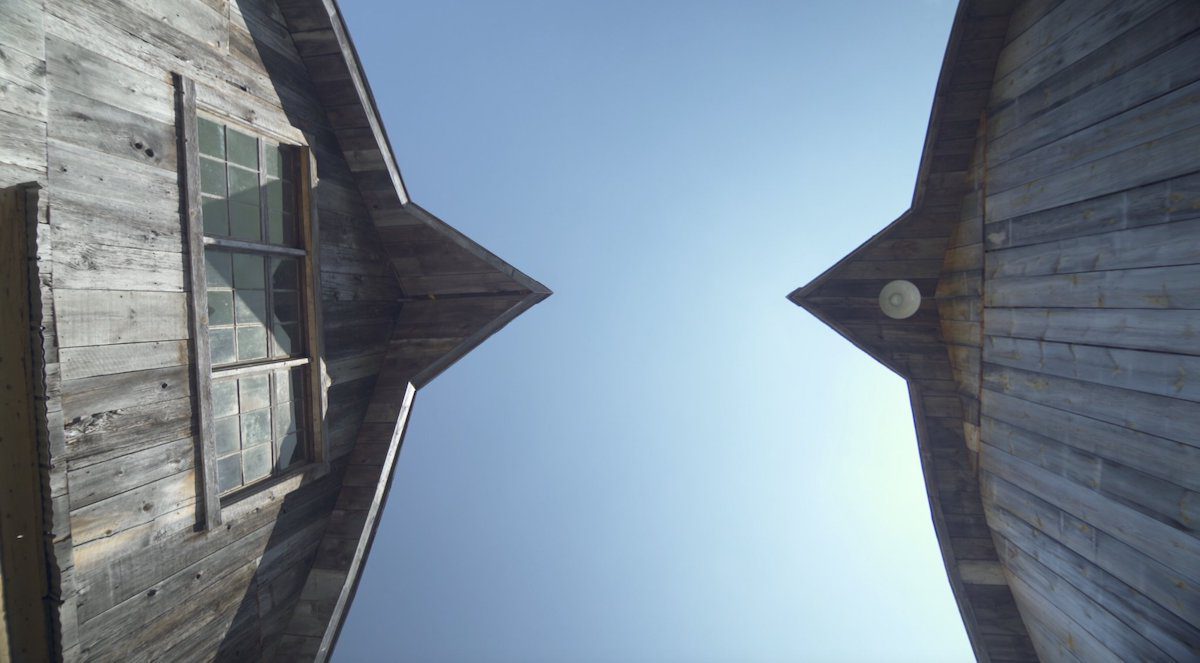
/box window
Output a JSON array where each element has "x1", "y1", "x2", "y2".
[{"x1": 176, "y1": 74, "x2": 325, "y2": 526}]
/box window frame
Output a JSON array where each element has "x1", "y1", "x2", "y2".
[{"x1": 176, "y1": 74, "x2": 329, "y2": 529}]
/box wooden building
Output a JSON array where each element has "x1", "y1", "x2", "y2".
[
  {"x1": 0, "y1": 0, "x2": 548, "y2": 660},
  {"x1": 790, "y1": 1, "x2": 1200, "y2": 661}
]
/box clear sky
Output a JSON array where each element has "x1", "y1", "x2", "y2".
[{"x1": 333, "y1": 1, "x2": 970, "y2": 661}]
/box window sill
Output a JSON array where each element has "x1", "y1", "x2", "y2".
[{"x1": 207, "y1": 460, "x2": 331, "y2": 528}]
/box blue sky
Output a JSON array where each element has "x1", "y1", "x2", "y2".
[{"x1": 333, "y1": 2, "x2": 970, "y2": 661}]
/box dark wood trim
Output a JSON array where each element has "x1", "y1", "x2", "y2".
[
  {"x1": 174, "y1": 73, "x2": 223, "y2": 530},
  {"x1": 0, "y1": 183, "x2": 54, "y2": 662}
]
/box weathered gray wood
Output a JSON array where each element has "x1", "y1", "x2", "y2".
[
  {"x1": 987, "y1": 216, "x2": 1200, "y2": 278},
  {"x1": 989, "y1": 77, "x2": 1200, "y2": 195},
  {"x1": 989, "y1": 1, "x2": 1200, "y2": 144},
  {"x1": 989, "y1": 6, "x2": 1200, "y2": 166},
  {"x1": 992, "y1": 531, "x2": 1177, "y2": 661},
  {"x1": 985, "y1": 307, "x2": 1200, "y2": 356},
  {"x1": 175, "y1": 73, "x2": 221, "y2": 531},
  {"x1": 984, "y1": 363, "x2": 1200, "y2": 449},
  {"x1": 67, "y1": 437, "x2": 194, "y2": 509},
  {"x1": 985, "y1": 335, "x2": 1200, "y2": 404},
  {"x1": 61, "y1": 365, "x2": 191, "y2": 422},
  {"x1": 982, "y1": 444, "x2": 1200, "y2": 581},
  {"x1": 991, "y1": 0, "x2": 1169, "y2": 107},
  {"x1": 986, "y1": 124, "x2": 1200, "y2": 222},
  {"x1": 984, "y1": 472, "x2": 1200, "y2": 633},
  {"x1": 984, "y1": 389, "x2": 1200, "y2": 493},
  {"x1": 983, "y1": 415, "x2": 1197, "y2": 533},
  {"x1": 59, "y1": 340, "x2": 190, "y2": 381},
  {"x1": 69, "y1": 468, "x2": 197, "y2": 546}
]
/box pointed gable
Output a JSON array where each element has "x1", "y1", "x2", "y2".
[
  {"x1": 788, "y1": 2, "x2": 1036, "y2": 662},
  {"x1": 261, "y1": 1, "x2": 549, "y2": 659}
]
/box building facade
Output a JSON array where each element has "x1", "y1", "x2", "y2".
[
  {"x1": 792, "y1": 1, "x2": 1200, "y2": 661},
  {"x1": 0, "y1": 0, "x2": 548, "y2": 660}
]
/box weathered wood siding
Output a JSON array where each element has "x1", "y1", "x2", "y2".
[
  {"x1": 978, "y1": 1, "x2": 1200, "y2": 660},
  {"x1": 2, "y1": 0, "x2": 401, "y2": 659}
]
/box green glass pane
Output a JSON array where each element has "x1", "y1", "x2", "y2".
[
  {"x1": 236, "y1": 325, "x2": 267, "y2": 361},
  {"x1": 200, "y1": 157, "x2": 226, "y2": 196},
  {"x1": 198, "y1": 118, "x2": 224, "y2": 158},
  {"x1": 206, "y1": 250, "x2": 233, "y2": 289},
  {"x1": 210, "y1": 328, "x2": 236, "y2": 366},
  {"x1": 271, "y1": 257, "x2": 298, "y2": 291},
  {"x1": 239, "y1": 374, "x2": 270, "y2": 412},
  {"x1": 207, "y1": 291, "x2": 233, "y2": 326},
  {"x1": 217, "y1": 454, "x2": 242, "y2": 493},
  {"x1": 229, "y1": 202, "x2": 260, "y2": 241},
  {"x1": 267, "y1": 209, "x2": 286, "y2": 245},
  {"x1": 271, "y1": 323, "x2": 299, "y2": 358},
  {"x1": 276, "y1": 432, "x2": 301, "y2": 471},
  {"x1": 274, "y1": 401, "x2": 297, "y2": 438},
  {"x1": 228, "y1": 166, "x2": 260, "y2": 207},
  {"x1": 212, "y1": 379, "x2": 239, "y2": 417},
  {"x1": 265, "y1": 179, "x2": 283, "y2": 211},
  {"x1": 264, "y1": 144, "x2": 282, "y2": 178},
  {"x1": 226, "y1": 128, "x2": 258, "y2": 169},
  {"x1": 271, "y1": 291, "x2": 299, "y2": 324},
  {"x1": 202, "y1": 198, "x2": 229, "y2": 236},
  {"x1": 232, "y1": 253, "x2": 265, "y2": 289},
  {"x1": 273, "y1": 368, "x2": 301, "y2": 403},
  {"x1": 241, "y1": 409, "x2": 270, "y2": 448},
  {"x1": 243, "y1": 443, "x2": 272, "y2": 483},
  {"x1": 214, "y1": 415, "x2": 240, "y2": 455},
  {"x1": 235, "y1": 290, "x2": 266, "y2": 325}
]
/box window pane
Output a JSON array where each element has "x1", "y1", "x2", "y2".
[
  {"x1": 274, "y1": 367, "x2": 301, "y2": 403},
  {"x1": 264, "y1": 144, "x2": 282, "y2": 178},
  {"x1": 202, "y1": 198, "x2": 229, "y2": 236},
  {"x1": 228, "y1": 166, "x2": 260, "y2": 207},
  {"x1": 208, "y1": 291, "x2": 233, "y2": 326},
  {"x1": 217, "y1": 454, "x2": 242, "y2": 494},
  {"x1": 229, "y1": 202, "x2": 261, "y2": 241},
  {"x1": 274, "y1": 401, "x2": 297, "y2": 438},
  {"x1": 210, "y1": 328, "x2": 236, "y2": 366},
  {"x1": 239, "y1": 374, "x2": 270, "y2": 411},
  {"x1": 200, "y1": 157, "x2": 226, "y2": 196},
  {"x1": 267, "y1": 209, "x2": 290, "y2": 245},
  {"x1": 214, "y1": 415, "x2": 240, "y2": 455},
  {"x1": 236, "y1": 325, "x2": 267, "y2": 360},
  {"x1": 198, "y1": 118, "x2": 225, "y2": 158},
  {"x1": 271, "y1": 257, "x2": 298, "y2": 290},
  {"x1": 276, "y1": 432, "x2": 301, "y2": 472},
  {"x1": 243, "y1": 444, "x2": 272, "y2": 483},
  {"x1": 226, "y1": 128, "x2": 258, "y2": 169},
  {"x1": 271, "y1": 323, "x2": 299, "y2": 358},
  {"x1": 265, "y1": 179, "x2": 282, "y2": 211},
  {"x1": 212, "y1": 379, "x2": 239, "y2": 417},
  {"x1": 235, "y1": 290, "x2": 267, "y2": 325},
  {"x1": 233, "y1": 253, "x2": 265, "y2": 289},
  {"x1": 240, "y1": 409, "x2": 270, "y2": 448},
  {"x1": 206, "y1": 250, "x2": 233, "y2": 289},
  {"x1": 272, "y1": 291, "x2": 299, "y2": 324}
]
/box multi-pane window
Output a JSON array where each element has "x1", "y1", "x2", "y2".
[{"x1": 195, "y1": 116, "x2": 315, "y2": 497}]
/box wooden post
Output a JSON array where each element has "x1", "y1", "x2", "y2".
[
  {"x1": 174, "y1": 73, "x2": 222, "y2": 529},
  {"x1": 0, "y1": 184, "x2": 53, "y2": 661}
]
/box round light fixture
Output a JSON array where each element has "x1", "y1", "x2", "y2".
[{"x1": 879, "y1": 279, "x2": 921, "y2": 319}]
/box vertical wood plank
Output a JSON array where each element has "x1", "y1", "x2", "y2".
[
  {"x1": 174, "y1": 73, "x2": 221, "y2": 529},
  {"x1": 300, "y1": 147, "x2": 329, "y2": 466},
  {"x1": 0, "y1": 184, "x2": 52, "y2": 661}
]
